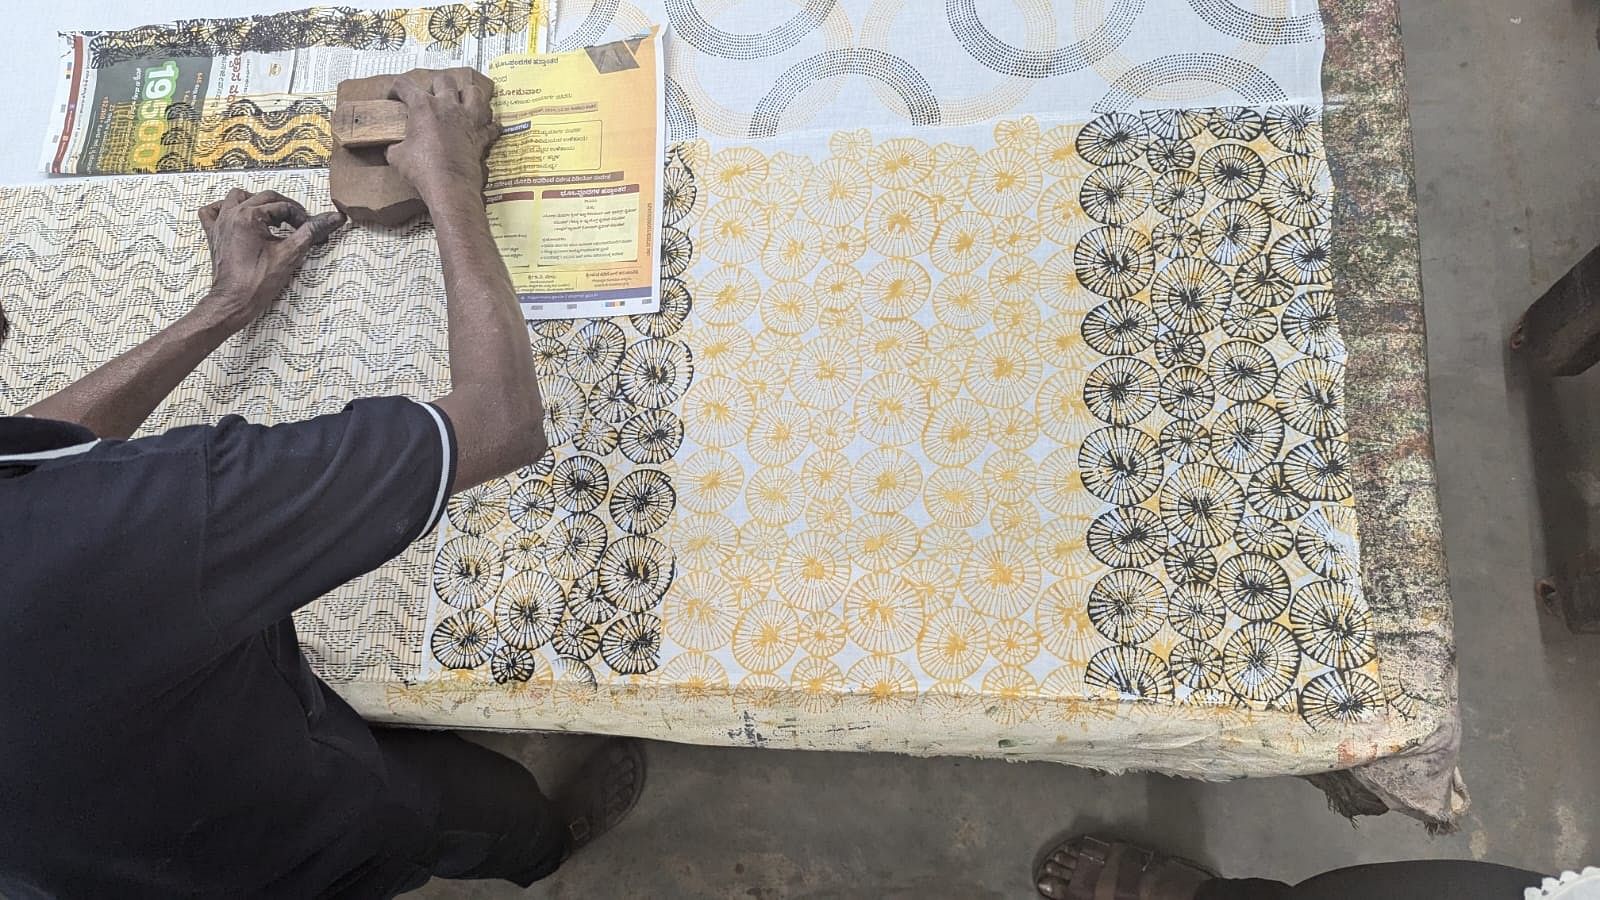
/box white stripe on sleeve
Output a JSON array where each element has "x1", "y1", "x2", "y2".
[
  {"x1": 412, "y1": 401, "x2": 452, "y2": 540},
  {"x1": 0, "y1": 439, "x2": 101, "y2": 463}
]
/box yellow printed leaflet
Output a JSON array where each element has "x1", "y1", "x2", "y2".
[{"x1": 485, "y1": 27, "x2": 664, "y2": 320}]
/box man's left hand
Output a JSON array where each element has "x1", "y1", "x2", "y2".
[{"x1": 199, "y1": 189, "x2": 346, "y2": 332}]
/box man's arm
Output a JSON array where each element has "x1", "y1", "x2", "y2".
[
  {"x1": 387, "y1": 71, "x2": 548, "y2": 492},
  {"x1": 19, "y1": 190, "x2": 344, "y2": 438},
  {"x1": 20, "y1": 308, "x2": 235, "y2": 440}
]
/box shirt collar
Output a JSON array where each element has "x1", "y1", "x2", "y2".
[{"x1": 0, "y1": 416, "x2": 100, "y2": 464}]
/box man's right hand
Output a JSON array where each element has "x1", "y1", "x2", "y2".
[
  {"x1": 397, "y1": 70, "x2": 547, "y2": 491},
  {"x1": 385, "y1": 71, "x2": 500, "y2": 207}
]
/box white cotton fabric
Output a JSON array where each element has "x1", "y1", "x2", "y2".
[{"x1": 548, "y1": 0, "x2": 1324, "y2": 139}]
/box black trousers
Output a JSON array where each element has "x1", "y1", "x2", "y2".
[
  {"x1": 1197, "y1": 861, "x2": 1546, "y2": 900},
  {"x1": 367, "y1": 728, "x2": 568, "y2": 896}
]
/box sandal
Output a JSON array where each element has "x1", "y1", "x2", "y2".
[
  {"x1": 554, "y1": 737, "x2": 646, "y2": 856},
  {"x1": 1035, "y1": 835, "x2": 1215, "y2": 900}
]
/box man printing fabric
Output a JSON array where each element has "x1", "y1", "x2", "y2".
[{"x1": 0, "y1": 70, "x2": 643, "y2": 898}]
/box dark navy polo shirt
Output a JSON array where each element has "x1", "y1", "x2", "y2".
[{"x1": 0, "y1": 397, "x2": 456, "y2": 898}]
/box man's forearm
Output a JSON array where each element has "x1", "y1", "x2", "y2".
[
  {"x1": 19, "y1": 302, "x2": 237, "y2": 439},
  {"x1": 429, "y1": 190, "x2": 547, "y2": 490}
]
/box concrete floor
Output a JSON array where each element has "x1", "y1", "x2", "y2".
[{"x1": 418, "y1": 1, "x2": 1600, "y2": 895}]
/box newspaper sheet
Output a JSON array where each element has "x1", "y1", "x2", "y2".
[
  {"x1": 485, "y1": 29, "x2": 663, "y2": 320},
  {"x1": 43, "y1": 3, "x2": 545, "y2": 176}
]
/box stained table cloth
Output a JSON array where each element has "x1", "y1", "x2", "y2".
[{"x1": 0, "y1": 0, "x2": 1460, "y2": 826}]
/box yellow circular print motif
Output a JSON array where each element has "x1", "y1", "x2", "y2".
[
  {"x1": 701, "y1": 198, "x2": 766, "y2": 264},
  {"x1": 924, "y1": 466, "x2": 989, "y2": 528},
  {"x1": 802, "y1": 157, "x2": 873, "y2": 227},
  {"x1": 663, "y1": 572, "x2": 738, "y2": 651},
  {"x1": 969, "y1": 146, "x2": 1041, "y2": 216},
  {"x1": 791, "y1": 656, "x2": 844, "y2": 712},
  {"x1": 863, "y1": 257, "x2": 931, "y2": 320},
  {"x1": 867, "y1": 136, "x2": 933, "y2": 189},
  {"x1": 961, "y1": 535, "x2": 1041, "y2": 618},
  {"x1": 797, "y1": 609, "x2": 847, "y2": 657},
  {"x1": 846, "y1": 512, "x2": 920, "y2": 572},
  {"x1": 678, "y1": 448, "x2": 745, "y2": 513},
  {"x1": 746, "y1": 401, "x2": 810, "y2": 467},
  {"x1": 930, "y1": 210, "x2": 995, "y2": 275},
  {"x1": 856, "y1": 372, "x2": 929, "y2": 446},
  {"x1": 760, "y1": 219, "x2": 822, "y2": 282},
  {"x1": 918, "y1": 606, "x2": 988, "y2": 681},
  {"x1": 731, "y1": 601, "x2": 798, "y2": 674},
  {"x1": 851, "y1": 447, "x2": 923, "y2": 514},
  {"x1": 966, "y1": 332, "x2": 1042, "y2": 409},
  {"x1": 745, "y1": 466, "x2": 805, "y2": 526},
  {"x1": 847, "y1": 655, "x2": 918, "y2": 712},
  {"x1": 698, "y1": 265, "x2": 761, "y2": 326},
  {"x1": 932, "y1": 272, "x2": 995, "y2": 330},
  {"x1": 776, "y1": 531, "x2": 852, "y2": 613},
  {"x1": 844, "y1": 572, "x2": 923, "y2": 654},
  {"x1": 790, "y1": 335, "x2": 861, "y2": 410},
  {"x1": 681, "y1": 376, "x2": 753, "y2": 449},
  {"x1": 865, "y1": 189, "x2": 935, "y2": 258}
]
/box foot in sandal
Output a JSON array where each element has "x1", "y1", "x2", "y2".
[
  {"x1": 1036, "y1": 835, "x2": 1214, "y2": 900},
  {"x1": 554, "y1": 738, "x2": 647, "y2": 856}
]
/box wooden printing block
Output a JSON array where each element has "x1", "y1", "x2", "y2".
[{"x1": 329, "y1": 67, "x2": 493, "y2": 227}]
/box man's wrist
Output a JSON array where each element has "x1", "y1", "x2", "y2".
[
  {"x1": 419, "y1": 175, "x2": 485, "y2": 212},
  {"x1": 425, "y1": 188, "x2": 497, "y2": 240},
  {"x1": 185, "y1": 292, "x2": 250, "y2": 341}
]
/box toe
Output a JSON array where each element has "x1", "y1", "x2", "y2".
[{"x1": 1037, "y1": 874, "x2": 1071, "y2": 899}]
